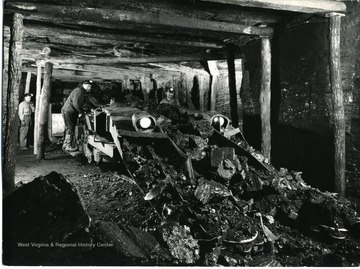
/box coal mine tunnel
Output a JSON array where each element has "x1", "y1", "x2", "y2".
[{"x1": 2, "y1": 0, "x2": 360, "y2": 266}]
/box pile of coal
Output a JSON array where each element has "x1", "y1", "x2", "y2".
[
  {"x1": 118, "y1": 104, "x2": 360, "y2": 266},
  {"x1": 2, "y1": 172, "x2": 173, "y2": 266},
  {"x1": 6, "y1": 104, "x2": 360, "y2": 266},
  {"x1": 3, "y1": 172, "x2": 91, "y2": 265}
]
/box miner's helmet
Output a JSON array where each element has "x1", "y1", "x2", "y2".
[
  {"x1": 24, "y1": 93, "x2": 33, "y2": 97},
  {"x1": 165, "y1": 87, "x2": 175, "y2": 93},
  {"x1": 82, "y1": 79, "x2": 94, "y2": 86}
]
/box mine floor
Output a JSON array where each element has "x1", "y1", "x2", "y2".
[{"x1": 15, "y1": 143, "x2": 100, "y2": 185}]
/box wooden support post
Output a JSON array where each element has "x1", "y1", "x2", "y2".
[
  {"x1": 260, "y1": 37, "x2": 271, "y2": 161},
  {"x1": 34, "y1": 62, "x2": 42, "y2": 155},
  {"x1": 198, "y1": 75, "x2": 206, "y2": 112},
  {"x1": 235, "y1": 59, "x2": 244, "y2": 131},
  {"x1": 2, "y1": 70, "x2": 9, "y2": 146},
  {"x1": 150, "y1": 74, "x2": 158, "y2": 102},
  {"x1": 328, "y1": 13, "x2": 345, "y2": 196},
  {"x1": 227, "y1": 46, "x2": 239, "y2": 128},
  {"x1": 208, "y1": 60, "x2": 219, "y2": 111},
  {"x1": 124, "y1": 75, "x2": 129, "y2": 90},
  {"x1": 25, "y1": 72, "x2": 31, "y2": 94},
  {"x1": 3, "y1": 13, "x2": 23, "y2": 195},
  {"x1": 172, "y1": 75, "x2": 180, "y2": 106},
  {"x1": 181, "y1": 73, "x2": 193, "y2": 109},
  {"x1": 1, "y1": 71, "x2": 9, "y2": 191},
  {"x1": 140, "y1": 76, "x2": 149, "y2": 102},
  {"x1": 36, "y1": 61, "x2": 53, "y2": 161}
]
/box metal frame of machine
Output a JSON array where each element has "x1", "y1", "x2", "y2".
[
  {"x1": 83, "y1": 103, "x2": 166, "y2": 163},
  {"x1": 80, "y1": 103, "x2": 270, "y2": 173}
]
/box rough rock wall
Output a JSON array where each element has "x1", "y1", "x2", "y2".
[
  {"x1": 278, "y1": 5, "x2": 360, "y2": 135},
  {"x1": 177, "y1": 72, "x2": 210, "y2": 110},
  {"x1": 274, "y1": 19, "x2": 335, "y2": 191},
  {"x1": 342, "y1": 2, "x2": 360, "y2": 133},
  {"x1": 278, "y1": 20, "x2": 332, "y2": 132},
  {"x1": 241, "y1": 2, "x2": 360, "y2": 192},
  {"x1": 341, "y1": 2, "x2": 360, "y2": 202},
  {"x1": 241, "y1": 40, "x2": 262, "y2": 117},
  {"x1": 178, "y1": 72, "x2": 194, "y2": 108},
  {"x1": 214, "y1": 70, "x2": 243, "y2": 123}
]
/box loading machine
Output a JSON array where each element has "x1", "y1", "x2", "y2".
[{"x1": 82, "y1": 103, "x2": 271, "y2": 174}]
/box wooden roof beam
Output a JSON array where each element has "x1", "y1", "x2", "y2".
[
  {"x1": 5, "y1": 2, "x2": 273, "y2": 37},
  {"x1": 21, "y1": 66, "x2": 118, "y2": 82},
  {"x1": 199, "y1": 0, "x2": 346, "y2": 14},
  {"x1": 149, "y1": 63, "x2": 209, "y2": 76},
  {"x1": 21, "y1": 66, "x2": 177, "y2": 82},
  {"x1": 20, "y1": 50, "x2": 243, "y2": 64},
  {"x1": 24, "y1": 63, "x2": 182, "y2": 77},
  {"x1": 22, "y1": 23, "x2": 225, "y2": 49}
]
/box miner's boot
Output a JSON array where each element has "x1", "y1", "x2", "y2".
[
  {"x1": 63, "y1": 133, "x2": 78, "y2": 152},
  {"x1": 62, "y1": 134, "x2": 71, "y2": 150}
]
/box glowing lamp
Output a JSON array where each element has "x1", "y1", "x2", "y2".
[{"x1": 139, "y1": 117, "x2": 152, "y2": 129}]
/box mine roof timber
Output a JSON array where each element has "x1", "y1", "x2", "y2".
[
  {"x1": 199, "y1": 0, "x2": 347, "y2": 14},
  {"x1": 21, "y1": 64, "x2": 184, "y2": 81},
  {"x1": 22, "y1": 23, "x2": 225, "y2": 49},
  {"x1": 5, "y1": 2, "x2": 274, "y2": 37},
  {"x1": 20, "y1": 50, "x2": 243, "y2": 65}
]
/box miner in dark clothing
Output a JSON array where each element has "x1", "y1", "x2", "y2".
[{"x1": 61, "y1": 80, "x2": 97, "y2": 152}]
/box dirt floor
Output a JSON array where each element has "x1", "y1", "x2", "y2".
[
  {"x1": 15, "y1": 144, "x2": 99, "y2": 185},
  {"x1": 14, "y1": 143, "x2": 121, "y2": 223}
]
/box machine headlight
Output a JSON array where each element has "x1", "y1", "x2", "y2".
[
  {"x1": 213, "y1": 116, "x2": 225, "y2": 127},
  {"x1": 212, "y1": 115, "x2": 229, "y2": 130},
  {"x1": 139, "y1": 117, "x2": 152, "y2": 129},
  {"x1": 132, "y1": 111, "x2": 157, "y2": 132},
  {"x1": 201, "y1": 111, "x2": 230, "y2": 131}
]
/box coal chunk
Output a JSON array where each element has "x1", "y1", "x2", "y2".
[
  {"x1": 92, "y1": 220, "x2": 172, "y2": 265},
  {"x1": 194, "y1": 178, "x2": 231, "y2": 204},
  {"x1": 161, "y1": 223, "x2": 200, "y2": 264},
  {"x1": 3, "y1": 172, "x2": 90, "y2": 265},
  {"x1": 210, "y1": 147, "x2": 236, "y2": 168}
]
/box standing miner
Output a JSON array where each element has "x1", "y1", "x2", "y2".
[
  {"x1": 160, "y1": 87, "x2": 180, "y2": 106},
  {"x1": 61, "y1": 80, "x2": 100, "y2": 152},
  {"x1": 18, "y1": 93, "x2": 35, "y2": 150}
]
